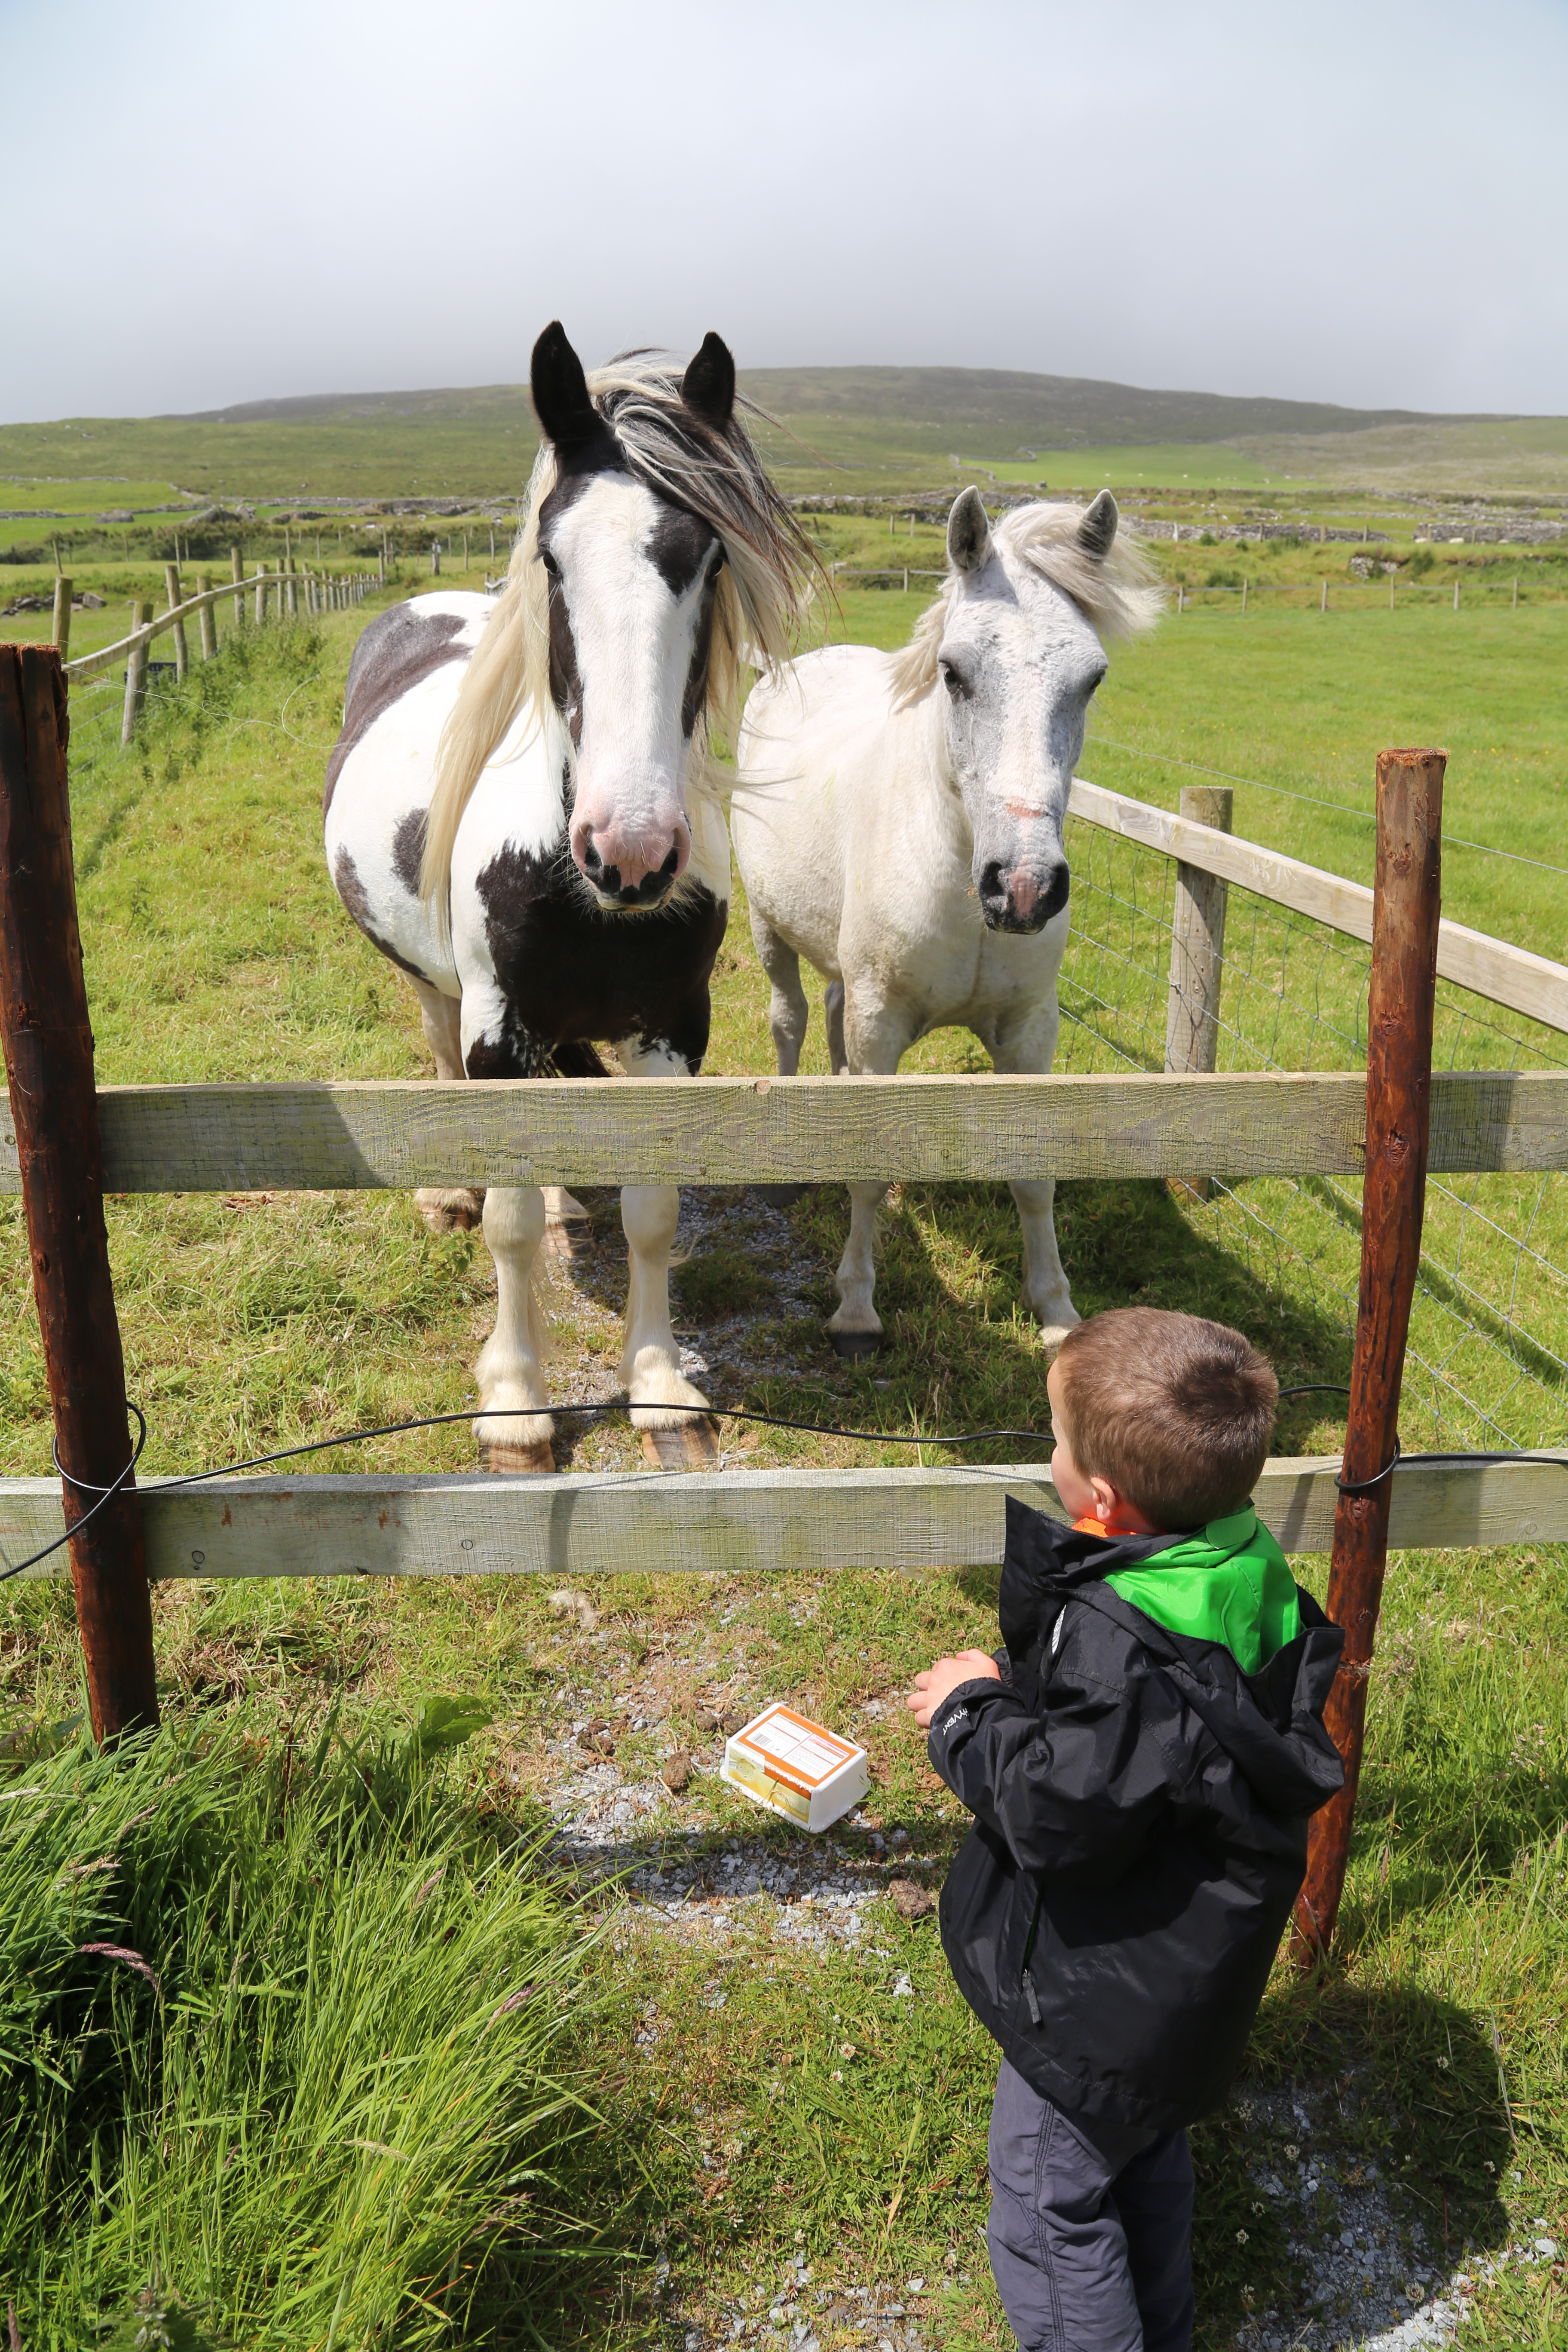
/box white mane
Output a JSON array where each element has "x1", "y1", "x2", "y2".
[{"x1": 888, "y1": 499, "x2": 1165, "y2": 710}]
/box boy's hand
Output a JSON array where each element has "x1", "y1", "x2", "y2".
[{"x1": 906, "y1": 1650, "x2": 1001, "y2": 1730}]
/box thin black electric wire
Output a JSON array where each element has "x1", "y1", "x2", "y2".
[
  {"x1": 4, "y1": 1387, "x2": 1561, "y2": 1589},
  {"x1": 0, "y1": 1405, "x2": 149, "y2": 1586}
]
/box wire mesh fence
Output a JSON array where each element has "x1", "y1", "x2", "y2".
[{"x1": 1055, "y1": 803, "x2": 1568, "y2": 1460}]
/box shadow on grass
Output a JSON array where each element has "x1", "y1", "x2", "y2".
[{"x1": 786, "y1": 1173, "x2": 1354, "y2": 1458}]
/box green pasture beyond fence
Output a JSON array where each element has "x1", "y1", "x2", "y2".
[{"x1": 0, "y1": 704, "x2": 1563, "y2": 1592}]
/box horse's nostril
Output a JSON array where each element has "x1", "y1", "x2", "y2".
[
  {"x1": 659, "y1": 844, "x2": 680, "y2": 877},
  {"x1": 581, "y1": 839, "x2": 602, "y2": 874},
  {"x1": 979, "y1": 860, "x2": 1007, "y2": 904}
]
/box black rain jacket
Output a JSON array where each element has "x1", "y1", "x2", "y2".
[{"x1": 928, "y1": 1498, "x2": 1345, "y2": 2132}]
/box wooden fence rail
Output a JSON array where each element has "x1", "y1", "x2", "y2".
[
  {"x1": 1067, "y1": 778, "x2": 1568, "y2": 1036},
  {"x1": 61, "y1": 567, "x2": 372, "y2": 684},
  {"x1": 0, "y1": 1069, "x2": 1563, "y2": 1197},
  {"x1": 3, "y1": 1449, "x2": 1566, "y2": 1584}
]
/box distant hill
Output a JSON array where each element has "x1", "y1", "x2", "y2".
[
  {"x1": 176, "y1": 366, "x2": 1518, "y2": 448},
  {"x1": 736, "y1": 366, "x2": 1517, "y2": 447},
  {"x1": 0, "y1": 369, "x2": 1558, "y2": 504}
]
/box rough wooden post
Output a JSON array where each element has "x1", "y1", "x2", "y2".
[
  {"x1": 230, "y1": 548, "x2": 244, "y2": 628},
  {"x1": 253, "y1": 566, "x2": 268, "y2": 627},
  {"x1": 0, "y1": 647, "x2": 159, "y2": 1740},
  {"x1": 1293, "y1": 748, "x2": 1443, "y2": 1964},
  {"x1": 50, "y1": 575, "x2": 73, "y2": 664},
  {"x1": 164, "y1": 562, "x2": 189, "y2": 682},
  {"x1": 1164, "y1": 785, "x2": 1233, "y2": 1202},
  {"x1": 430, "y1": 540, "x2": 440, "y2": 577},
  {"x1": 195, "y1": 574, "x2": 217, "y2": 659},
  {"x1": 120, "y1": 602, "x2": 151, "y2": 746}
]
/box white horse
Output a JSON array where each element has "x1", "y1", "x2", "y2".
[
  {"x1": 732, "y1": 488, "x2": 1161, "y2": 1358},
  {"x1": 324, "y1": 324, "x2": 814, "y2": 1468}
]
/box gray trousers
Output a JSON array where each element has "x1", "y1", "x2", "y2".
[{"x1": 986, "y1": 2060, "x2": 1194, "y2": 2352}]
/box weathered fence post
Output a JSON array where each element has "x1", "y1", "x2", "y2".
[
  {"x1": 164, "y1": 563, "x2": 188, "y2": 682},
  {"x1": 196, "y1": 575, "x2": 217, "y2": 660},
  {"x1": 1164, "y1": 785, "x2": 1233, "y2": 1202},
  {"x1": 120, "y1": 602, "x2": 151, "y2": 746},
  {"x1": 430, "y1": 540, "x2": 441, "y2": 577},
  {"x1": 50, "y1": 575, "x2": 72, "y2": 665},
  {"x1": 0, "y1": 647, "x2": 159, "y2": 1739},
  {"x1": 230, "y1": 548, "x2": 244, "y2": 628},
  {"x1": 1293, "y1": 747, "x2": 1444, "y2": 1964},
  {"x1": 253, "y1": 566, "x2": 268, "y2": 627},
  {"x1": 1241, "y1": 578, "x2": 1248, "y2": 615},
  {"x1": 1320, "y1": 578, "x2": 1328, "y2": 613}
]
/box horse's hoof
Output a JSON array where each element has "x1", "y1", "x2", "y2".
[
  {"x1": 640, "y1": 1419, "x2": 721, "y2": 1471},
  {"x1": 478, "y1": 1437, "x2": 556, "y2": 1475},
  {"x1": 829, "y1": 1327, "x2": 884, "y2": 1361},
  {"x1": 752, "y1": 1183, "x2": 812, "y2": 1208}
]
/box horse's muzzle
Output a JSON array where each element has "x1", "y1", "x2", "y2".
[
  {"x1": 573, "y1": 820, "x2": 689, "y2": 910},
  {"x1": 979, "y1": 858, "x2": 1069, "y2": 934}
]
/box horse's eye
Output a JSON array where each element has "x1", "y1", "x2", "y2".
[
  {"x1": 540, "y1": 547, "x2": 560, "y2": 580},
  {"x1": 940, "y1": 661, "x2": 968, "y2": 701}
]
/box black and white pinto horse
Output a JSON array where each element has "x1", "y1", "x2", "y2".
[{"x1": 324, "y1": 325, "x2": 813, "y2": 1469}]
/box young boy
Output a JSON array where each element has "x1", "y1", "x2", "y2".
[{"x1": 908, "y1": 1308, "x2": 1344, "y2": 2352}]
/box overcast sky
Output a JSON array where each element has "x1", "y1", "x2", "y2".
[{"x1": 4, "y1": 0, "x2": 1565, "y2": 424}]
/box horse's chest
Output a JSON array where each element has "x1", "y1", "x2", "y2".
[{"x1": 469, "y1": 842, "x2": 727, "y2": 1055}]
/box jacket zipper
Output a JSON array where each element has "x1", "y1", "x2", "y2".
[{"x1": 1020, "y1": 1885, "x2": 1044, "y2": 2026}]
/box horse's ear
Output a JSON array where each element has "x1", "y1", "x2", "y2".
[
  {"x1": 682, "y1": 331, "x2": 736, "y2": 429},
  {"x1": 531, "y1": 321, "x2": 599, "y2": 456},
  {"x1": 1078, "y1": 490, "x2": 1119, "y2": 559},
  {"x1": 947, "y1": 487, "x2": 992, "y2": 574}
]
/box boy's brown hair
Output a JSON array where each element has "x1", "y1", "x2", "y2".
[{"x1": 1054, "y1": 1308, "x2": 1278, "y2": 1530}]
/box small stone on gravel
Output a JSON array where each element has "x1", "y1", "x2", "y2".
[{"x1": 888, "y1": 1878, "x2": 935, "y2": 1921}]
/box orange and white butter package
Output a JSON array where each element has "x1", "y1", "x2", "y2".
[{"x1": 720, "y1": 1703, "x2": 870, "y2": 1834}]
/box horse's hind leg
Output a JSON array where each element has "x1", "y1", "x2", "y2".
[
  {"x1": 750, "y1": 907, "x2": 810, "y2": 1077},
  {"x1": 409, "y1": 977, "x2": 485, "y2": 1234},
  {"x1": 474, "y1": 1185, "x2": 556, "y2": 1472},
  {"x1": 824, "y1": 981, "x2": 848, "y2": 1075},
  {"x1": 749, "y1": 907, "x2": 814, "y2": 1206}
]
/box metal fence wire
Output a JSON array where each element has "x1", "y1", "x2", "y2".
[
  {"x1": 59, "y1": 631, "x2": 1568, "y2": 1468},
  {"x1": 1055, "y1": 805, "x2": 1568, "y2": 1460}
]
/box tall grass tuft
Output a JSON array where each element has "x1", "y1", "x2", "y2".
[{"x1": 0, "y1": 1705, "x2": 597, "y2": 2347}]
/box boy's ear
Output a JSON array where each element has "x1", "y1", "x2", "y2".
[{"x1": 1089, "y1": 1474, "x2": 1120, "y2": 1524}]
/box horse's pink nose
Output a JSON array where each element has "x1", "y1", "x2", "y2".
[
  {"x1": 978, "y1": 857, "x2": 1069, "y2": 934},
  {"x1": 571, "y1": 815, "x2": 690, "y2": 903}
]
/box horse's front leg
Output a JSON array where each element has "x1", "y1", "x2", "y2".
[
  {"x1": 472, "y1": 1185, "x2": 556, "y2": 1470},
  {"x1": 614, "y1": 1034, "x2": 717, "y2": 1467},
  {"x1": 992, "y1": 994, "x2": 1079, "y2": 1354},
  {"x1": 826, "y1": 994, "x2": 913, "y2": 1360},
  {"x1": 458, "y1": 979, "x2": 554, "y2": 1472}
]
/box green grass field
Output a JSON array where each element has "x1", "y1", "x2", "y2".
[{"x1": 0, "y1": 576, "x2": 1564, "y2": 2345}]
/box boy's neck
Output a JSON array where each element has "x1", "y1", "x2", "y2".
[{"x1": 1073, "y1": 1512, "x2": 1169, "y2": 1540}]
